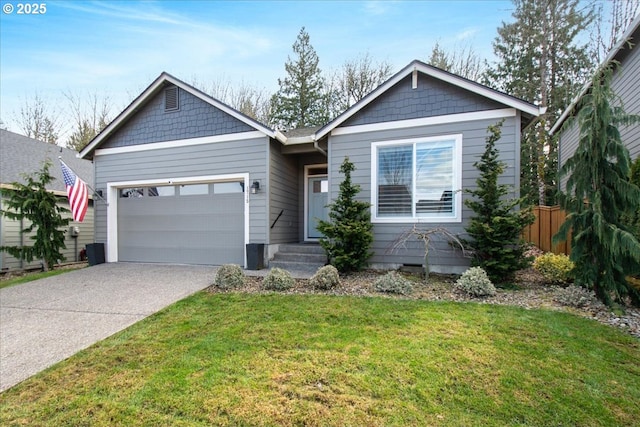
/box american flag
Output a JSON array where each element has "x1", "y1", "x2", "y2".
[{"x1": 60, "y1": 160, "x2": 88, "y2": 222}]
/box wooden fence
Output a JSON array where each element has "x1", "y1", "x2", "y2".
[{"x1": 522, "y1": 206, "x2": 571, "y2": 255}]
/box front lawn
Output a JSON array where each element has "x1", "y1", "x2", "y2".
[{"x1": 1, "y1": 293, "x2": 639, "y2": 426}]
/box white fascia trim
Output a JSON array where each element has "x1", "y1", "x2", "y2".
[
  {"x1": 370, "y1": 134, "x2": 463, "y2": 224},
  {"x1": 333, "y1": 108, "x2": 516, "y2": 137},
  {"x1": 94, "y1": 131, "x2": 265, "y2": 156},
  {"x1": 106, "y1": 173, "x2": 250, "y2": 267}
]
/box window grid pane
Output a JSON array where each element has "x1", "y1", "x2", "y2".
[
  {"x1": 376, "y1": 138, "x2": 457, "y2": 220},
  {"x1": 377, "y1": 145, "x2": 413, "y2": 217}
]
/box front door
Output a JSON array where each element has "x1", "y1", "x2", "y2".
[{"x1": 307, "y1": 176, "x2": 328, "y2": 239}]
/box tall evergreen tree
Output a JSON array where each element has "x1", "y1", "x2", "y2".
[
  {"x1": 269, "y1": 27, "x2": 328, "y2": 129},
  {"x1": 0, "y1": 160, "x2": 70, "y2": 271},
  {"x1": 485, "y1": 0, "x2": 593, "y2": 206},
  {"x1": 317, "y1": 157, "x2": 373, "y2": 273},
  {"x1": 464, "y1": 121, "x2": 534, "y2": 284},
  {"x1": 555, "y1": 64, "x2": 640, "y2": 306}
]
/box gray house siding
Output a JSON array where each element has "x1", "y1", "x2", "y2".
[
  {"x1": 615, "y1": 44, "x2": 640, "y2": 160},
  {"x1": 344, "y1": 74, "x2": 505, "y2": 127},
  {"x1": 101, "y1": 85, "x2": 254, "y2": 149},
  {"x1": 93, "y1": 136, "x2": 269, "y2": 258},
  {"x1": 329, "y1": 115, "x2": 518, "y2": 273},
  {"x1": 268, "y1": 140, "x2": 299, "y2": 244},
  {"x1": 558, "y1": 27, "x2": 640, "y2": 184}
]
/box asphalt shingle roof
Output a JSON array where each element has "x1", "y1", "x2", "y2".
[{"x1": 0, "y1": 129, "x2": 94, "y2": 192}]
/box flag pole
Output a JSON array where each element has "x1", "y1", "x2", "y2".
[{"x1": 58, "y1": 156, "x2": 109, "y2": 206}]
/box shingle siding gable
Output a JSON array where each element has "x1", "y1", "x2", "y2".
[
  {"x1": 102, "y1": 85, "x2": 254, "y2": 149},
  {"x1": 342, "y1": 74, "x2": 505, "y2": 127}
]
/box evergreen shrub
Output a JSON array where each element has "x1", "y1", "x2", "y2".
[
  {"x1": 213, "y1": 264, "x2": 245, "y2": 290},
  {"x1": 373, "y1": 271, "x2": 413, "y2": 295},
  {"x1": 310, "y1": 265, "x2": 340, "y2": 290},
  {"x1": 263, "y1": 268, "x2": 294, "y2": 291},
  {"x1": 533, "y1": 253, "x2": 574, "y2": 285},
  {"x1": 455, "y1": 267, "x2": 496, "y2": 297}
]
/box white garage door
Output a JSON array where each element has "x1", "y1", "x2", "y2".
[{"x1": 117, "y1": 181, "x2": 245, "y2": 265}]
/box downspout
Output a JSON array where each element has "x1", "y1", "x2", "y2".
[{"x1": 313, "y1": 138, "x2": 328, "y2": 156}]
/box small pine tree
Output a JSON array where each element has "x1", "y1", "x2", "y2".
[
  {"x1": 317, "y1": 157, "x2": 373, "y2": 272},
  {"x1": 555, "y1": 64, "x2": 640, "y2": 306},
  {"x1": 464, "y1": 121, "x2": 534, "y2": 284},
  {"x1": 0, "y1": 160, "x2": 70, "y2": 270}
]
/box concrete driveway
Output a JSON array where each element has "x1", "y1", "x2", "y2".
[{"x1": 0, "y1": 263, "x2": 217, "y2": 392}]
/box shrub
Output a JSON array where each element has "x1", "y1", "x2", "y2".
[
  {"x1": 554, "y1": 285, "x2": 599, "y2": 308},
  {"x1": 317, "y1": 157, "x2": 373, "y2": 272},
  {"x1": 213, "y1": 264, "x2": 245, "y2": 290},
  {"x1": 455, "y1": 267, "x2": 496, "y2": 297},
  {"x1": 533, "y1": 253, "x2": 574, "y2": 285},
  {"x1": 463, "y1": 121, "x2": 534, "y2": 284},
  {"x1": 263, "y1": 268, "x2": 294, "y2": 291},
  {"x1": 373, "y1": 271, "x2": 413, "y2": 295},
  {"x1": 310, "y1": 265, "x2": 340, "y2": 290}
]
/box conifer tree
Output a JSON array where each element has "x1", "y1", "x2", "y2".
[
  {"x1": 0, "y1": 160, "x2": 70, "y2": 270},
  {"x1": 464, "y1": 121, "x2": 534, "y2": 284},
  {"x1": 486, "y1": 0, "x2": 593, "y2": 206},
  {"x1": 555, "y1": 65, "x2": 640, "y2": 306},
  {"x1": 317, "y1": 157, "x2": 373, "y2": 272},
  {"x1": 269, "y1": 27, "x2": 328, "y2": 129}
]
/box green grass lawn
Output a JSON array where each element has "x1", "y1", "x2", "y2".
[
  {"x1": 1, "y1": 293, "x2": 639, "y2": 426},
  {"x1": 0, "y1": 269, "x2": 73, "y2": 290}
]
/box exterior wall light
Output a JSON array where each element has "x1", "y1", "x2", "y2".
[{"x1": 251, "y1": 181, "x2": 260, "y2": 194}]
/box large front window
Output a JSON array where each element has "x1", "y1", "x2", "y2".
[{"x1": 372, "y1": 135, "x2": 462, "y2": 222}]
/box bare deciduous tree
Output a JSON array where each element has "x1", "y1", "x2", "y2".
[
  {"x1": 193, "y1": 76, "x2": 271, "y2": 124},
  {"x1": 590, "y1": 0, "x2": 640, "y2": 63},
  {"x1": 427, "y1": 41, "x2": 485, "y2": 82},
  {"x1": 64, "y1": 90, "x2": 111, "y2": 151},
  {"x1": 14, "y1": 93, "x2": 61, "y2": 145},
  {"x1": 329, "y1": 53, "x2": 393, "y2": 117}
]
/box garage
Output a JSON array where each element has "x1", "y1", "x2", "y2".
[{"x1": 116, "y1": 180, "x2": 245, "y2": 265}]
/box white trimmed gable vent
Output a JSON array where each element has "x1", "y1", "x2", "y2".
[{"x1": 164, "y1": 85, "x2": 179, "y2": 111}]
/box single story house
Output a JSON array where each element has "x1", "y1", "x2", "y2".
[
  {"x1": 552, "y1": 14, "x2": 640, "y2": 186},
  {"x1": 0, "y1": 129, "x2": 95, "y2": 271},
  {"x1": 79, "y1": 59, "x2": 541, "y2": 273}
]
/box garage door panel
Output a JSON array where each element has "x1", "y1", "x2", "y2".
[{"x1": 117, "y1": 182, "x2": 245, "y2": 265}]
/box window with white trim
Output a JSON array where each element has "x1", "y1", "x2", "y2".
[{"x1": 372, "y1": 135, "x2": 462, "y2": 222}]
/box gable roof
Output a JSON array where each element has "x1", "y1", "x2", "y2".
[
  {"x1": 315, "y1": 59, "x2": 543, "y2": 140},
  {"x1": 79, "y1": 72, "x2": 286, "y2": 159},
  {"x1": 550, "y1": 14, "x2": 640, "y2": 135},
  {"x1": 0, "y1": 129, "x2": 94, "y2": 194}
]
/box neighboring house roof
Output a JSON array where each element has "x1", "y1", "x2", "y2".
[
  {"x1": 550, "y1": 14, "x2": 640, "y2": 135},
  {"x1": 0, "y1": 129, "x2": 94, "y2": 194},
  {"x1": 79, "y1": 72, "x2": 286, "y2": 159},
  {"x1": 315, "y1": 59, "x2": 543, "y2": 140}
]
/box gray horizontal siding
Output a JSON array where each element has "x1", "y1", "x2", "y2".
[
  {"x1": 329, "y1": 115, "x2": 518, "y2": 273},
  {"x1": 93, "y1": 136, "x2": 269, "y2": 254},
  {"x1": 1, "y1": 197, "x2": 94, "y2": 271},
  {"x1": 344, "y1": 74, "x2": 505, "y2": 127},
  {"x1": 614, "y1": 42, "x2": 640, "y2": 161},
  {"x1": 102, "y1": 85, "x2": 254, "y2": 149},
  {"x1": 559, "y1": 38, "x2": 640, "y2": 174},
  {"x1": 268, "y1": 140, "x2": 299, "y2": 244}
]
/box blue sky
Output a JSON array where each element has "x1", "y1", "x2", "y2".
[{"x1": 0, "y1": 0, "x2": 524, "y2": 137}]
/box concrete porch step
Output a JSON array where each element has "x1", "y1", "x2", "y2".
[{"x1": 269, "y1": 243, "x2": 327, "y2": 274}]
